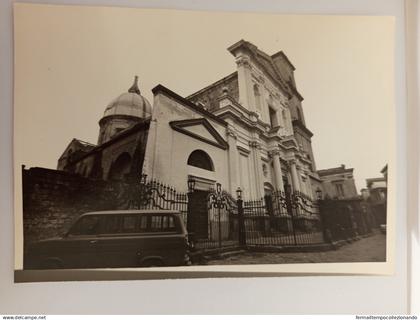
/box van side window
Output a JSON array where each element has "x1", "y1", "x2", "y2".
[
  {"x1": 139, "y1": 216, "x2": 148, "y2": 232},
  {"x1": 102, "y1": 215, "x2": 120, "y2": 234},
  {"x1": 162, "y1": 215, "x2": 176, "y2": 232},
  {"x1": 150, "y1": 216, "x2": 162, "y2": 231},
  {"x1": 150, "y1": 215, "x2": 176, "y2": 232},
  {"x1": 121, "y1": 215, "x2": 137, "y2": 233},
  {"x1": 70, "y1": 216, "x2": 101, "y2": 236}
]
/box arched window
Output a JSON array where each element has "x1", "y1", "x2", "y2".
[
  {"x1": 108, "y1": 152, "x2": 132, "y2": 180},
  {"x1": 187, "y1": 150, "x2": 214, "y2": 171}
]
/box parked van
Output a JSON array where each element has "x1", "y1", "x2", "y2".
[{"x1": 24, "y1": 210, "x2": 190, "y2": 269}]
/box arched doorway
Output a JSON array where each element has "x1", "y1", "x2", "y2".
[{"x1": 108, "y1": 152, "x2": 132, "y2": 180}]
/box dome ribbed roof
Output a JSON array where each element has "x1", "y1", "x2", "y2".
[{"x1": 103, "y1": 76, "x2": 152, "y2": 119}]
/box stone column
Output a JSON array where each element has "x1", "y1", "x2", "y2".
[
  {"x1": 290, "y1": 160, "x2": 301, "y2": 192},
  {"x1": 236, "y1": 56, "x2": 256, "y2": 112},
  {"x1": 271, "y1": 149, "x2": 284, "y2": 192},
  {"x1": 227, "y1": 126, "x2": 239, "y2": 195}
]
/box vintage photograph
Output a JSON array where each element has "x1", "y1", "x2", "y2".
[{"x1": 14, "y1": 4, "x2": 394, "y2": 275}]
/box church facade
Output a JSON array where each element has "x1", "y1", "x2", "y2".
[{"x1": 58, "y1": 40, "x2": 323, "y2": 201}]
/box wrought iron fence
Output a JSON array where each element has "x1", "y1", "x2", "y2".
[
  {"x1": 243, "y1": 190, "x2": 324, "y2": 247},
  {"x1": 123, "y1": 175, "x2": 189, "y2": 224},
  {"x1": 122, "y1": 176, "x2": 342, "y2": 250}
]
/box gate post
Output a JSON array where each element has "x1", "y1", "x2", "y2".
[{"x1": 236, "y1": 187, "x2": 246, "y2": 246}]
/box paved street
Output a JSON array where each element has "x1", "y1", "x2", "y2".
[{"x1": 206, "y1": 233, "x2": 386, "y2": 265}]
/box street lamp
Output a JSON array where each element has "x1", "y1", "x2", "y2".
[
  {"x1": 236, "y1": 186, "x2": 245, "y2": 246},
  {"x1": 316, "y1": 187, "x2": 323, "y2": 200},
  {"x1": 236, "y1": 187, "x2": 242, "y2": 200}
]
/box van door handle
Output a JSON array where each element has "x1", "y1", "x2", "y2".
[{"x1": 89, "y1": 240, "x2": 98, "y2": 244}]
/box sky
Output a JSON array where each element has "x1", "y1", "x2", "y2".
[{"x1": 14, "y1": 3, "x2": 395, "y2": 191}]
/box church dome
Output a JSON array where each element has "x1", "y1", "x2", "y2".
[{"x1": 102, "y1": 76, "x2": 152, "y2": 119}]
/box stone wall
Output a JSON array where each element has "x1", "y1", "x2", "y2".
[{"x1": 22, "y1": 167, "x2": 134, "y2": 245}]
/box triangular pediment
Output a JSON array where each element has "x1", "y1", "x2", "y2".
[{"x1": 169, "y1": 118, "x2": 228, "y2": 150}]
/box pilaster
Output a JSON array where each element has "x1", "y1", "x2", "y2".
[
  {"x1": 226, "y1": 126, "x2": 239, "y2": 195},
  {"x1": 236, "y1": 56, "x2": 256, "y2": 113}
]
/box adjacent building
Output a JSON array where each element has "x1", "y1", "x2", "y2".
[
  {"x1": 317, "y1": 164, "x2": 358, "y2": 200},
  {"x1": 362, "y1": 164, "x2": 388, "y2": 225}
]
